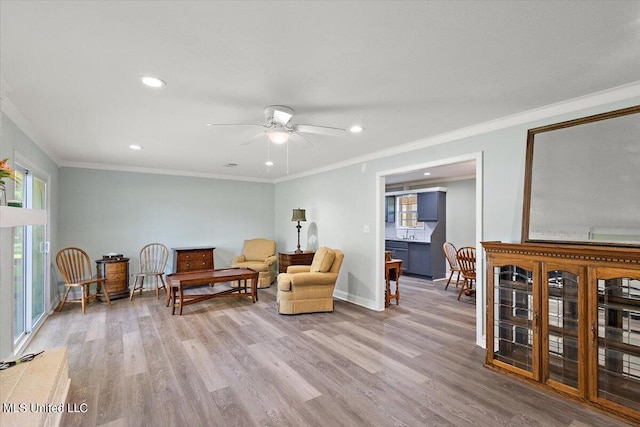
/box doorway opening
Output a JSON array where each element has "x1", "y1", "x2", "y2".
[{"x1": 376, "y1": 152, "x2": 484, "y2": 347}]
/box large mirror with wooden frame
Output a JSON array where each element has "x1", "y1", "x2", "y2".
[{"x1": 522, "y1": 105, "x2": 640, "y2": 246}]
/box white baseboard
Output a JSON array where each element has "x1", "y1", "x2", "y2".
[{"x1": 333, "y1": 289, "x2": 380, "y2": 311}]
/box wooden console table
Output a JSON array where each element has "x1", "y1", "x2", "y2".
[
  {"x1": 165, "y1": 268, "x2": 259, "y2": 315},
  {"x1": 278, "y1": 251, "x2": 315, "y2": 274}
]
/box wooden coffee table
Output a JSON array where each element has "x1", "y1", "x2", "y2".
[{"x1": 165, "y1": 268, "x2": 259, "y2": 315}]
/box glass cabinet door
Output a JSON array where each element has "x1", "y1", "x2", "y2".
[
  {"x1": 491, "y1": 262, "x2": 539, "y2": 379},
  {"x1": 542, "y1": 264, "x2": 583, "y2": 396},
  {"x1": 590, "y1": 268, "x2": 640, "y2": 414}
]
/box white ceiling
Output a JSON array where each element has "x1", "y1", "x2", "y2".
[
  {"x1": 1, "y1": 1, "x2": 639, "y2": 182},
  {"x1": 384, "y1": 161, "x2": 477, "y2": 186}
]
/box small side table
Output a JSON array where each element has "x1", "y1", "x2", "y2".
[
  {"x1": 96, "y1": 257, "x2": 130, "y2": 300},
  {"x1": 385, "y1": 259, "x2": 402, "y2": 308},
  {"x1": 278, "y1": 251, "x2": 315, "y2": 274}
]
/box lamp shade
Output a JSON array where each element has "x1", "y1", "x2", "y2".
[{"x1": 291, "y1": 208, "x2": 306, "y2": 222}]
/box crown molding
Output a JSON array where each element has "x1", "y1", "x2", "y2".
[{"x1": 60, "y1": 161, "x2": 274, "y2": 184}]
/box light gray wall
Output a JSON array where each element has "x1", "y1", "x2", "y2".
[
  {"x1": 275, "y1": 163, "x2": 377, "y2": 303},
  {"x1": 444, "y1": 179, "x2": 476, "y2": 249},
  {"x1": 0, "y1": 114, "x2": 60, "y2": 359},
  {"x1": 406, "y1": 178, "x2": 477, "y2": 249},
  {"x1": 58, "y1": 168, "x2": 275, "y2": 277}
]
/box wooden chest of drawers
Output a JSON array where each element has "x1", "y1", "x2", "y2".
[
  {"x1": 172, "y1": 246, "x2": 215, "y2": 273},
  {"x1": 95, "y1": 257, "x2": 130, "y2": 300},
  {"x1": 278, "y1": 252, "x2": 315, "y2": 274}
]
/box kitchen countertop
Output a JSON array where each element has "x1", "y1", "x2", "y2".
[{"x1": 385, "y1": 238, "x2": 430, "y2": 244}]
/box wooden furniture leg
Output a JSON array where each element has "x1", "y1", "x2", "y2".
[
  {"x1": 59, "y1": 287, "x2": 71, "y2": 312},
  {"x1": 81, "y1": 284, "x2": 88, "y2": 314},
  {"x1": 445, "y1": 270, "x2": 453, "y2": 289},
  {"x1": 179, "y1": 285, "x2": 184, "y2": 315},
  {"x1": 130, "y1": 275, "x2": 145, "y2": 301},
  {"x1": 385, "y1": 275, "x2": 391, "y2": 308},
  {"x1": 159, "y1": 275, "x2": 169, "y2": 305},
  {"x1": 457, "y1": 278, "x2": 466, "y2": 300}
]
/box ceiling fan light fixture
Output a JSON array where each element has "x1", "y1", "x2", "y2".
[{"x1": 268, "y1": 129, "x2": 290, "y2": 144}]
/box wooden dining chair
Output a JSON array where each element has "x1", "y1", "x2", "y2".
[
  {"x1": 130, "y1": 243, "x2": 169, "y2": 301},
  {"x1": 455, "y1": 246, "x2": 476, "y2": 300},
  {"x1": 442, "y1": 242, "x2": 461, "y2": 290},
  {"x1": 56, "y1": 247, "x2": 111, "y2": 314}
]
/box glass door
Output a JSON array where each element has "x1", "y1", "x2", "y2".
[
  {"x1": 589, "y1": 268, "x2": 640, "y2": 414},
  {"x1": 490, "y1": 260, "x2": 540, "y2": 380},
  {"x1": 542, "y1": 263, "x2": 584, "y2": 396},
  {"x1": 12, "y1": 165, "x2": 48, "y2": 349}
]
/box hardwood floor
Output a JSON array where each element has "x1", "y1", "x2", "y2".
[{"x1": 26, "y1": 276, "x2": 629, "y2": 426}]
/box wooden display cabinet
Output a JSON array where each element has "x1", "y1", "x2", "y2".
[{"x1": 483, "y1": 241, "x2": 640, "y2": 423}]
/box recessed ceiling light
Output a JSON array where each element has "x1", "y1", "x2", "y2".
[
  {"x1": 423, "y1": 172, "x2": 431, "y2": 176},
  {"x1": 129, "y1": 144, "x2": 143, "y2": 150},
  {"x1": 350, "y1": 125, "x2": 364, "y2": 133},
  {"x1": 265, "y1": 160, "x2": 274, "y2": 167},
  {"x1": 140, "y1": 76, "x2": 166, "y2": 88}
]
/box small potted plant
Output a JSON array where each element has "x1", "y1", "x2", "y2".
[{"x1": 0, "y1": 158, "x2": 16, "y2": 205}]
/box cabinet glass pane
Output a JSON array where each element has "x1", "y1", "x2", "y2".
[
  {"x1": 547, "y1": 270, "x2": 579, "y2": 388},
  {"x1": 597, "y1": 277, "x2": 640, "y2": 411},
  {"x1": 493, "y1": 265, "x2": 534, "y2": 371}
]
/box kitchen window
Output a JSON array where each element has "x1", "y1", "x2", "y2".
[{"x1": 398, "y1": 194, "x2": 423, "y2": 229}]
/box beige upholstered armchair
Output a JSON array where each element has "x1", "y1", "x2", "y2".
[
  {"x1": 277, "y1": 247, "x2": 344, "y2": 314},
  {"x1": 231, "y1": 238, "x2": 277, "y2": 288}
]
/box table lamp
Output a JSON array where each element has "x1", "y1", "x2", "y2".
[{"x1": 291, "y1": 208, "x2": 306, "y2": 253}]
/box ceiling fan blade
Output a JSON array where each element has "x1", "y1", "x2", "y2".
[
  {"x1": 291, "y1": 131, "x2": 314, "y2": 149},
  {"x1": 292, "y1": 124, "x2": 346, "y2": 136},
  {"x1": 206, "y1": 123, "x2": 267, "y2": 129},
  {"x1": 239, "y1": 131, "x2": 267, "y2": 146}
]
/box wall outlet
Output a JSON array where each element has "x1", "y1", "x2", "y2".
[{"x1": 363, "y1": 224, "x2": 370, "y2": 233}]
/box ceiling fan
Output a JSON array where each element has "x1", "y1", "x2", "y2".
[{"x1": 206, "y1": 105, "x2": 350, "y2": 145}]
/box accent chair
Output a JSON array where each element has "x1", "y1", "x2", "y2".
[
  {"x1": 276, "y1": 247, "x2": 344, "y2": 314},
  {"x1": 231, "y1": 238, "x2": 277, "y2": 288}
]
